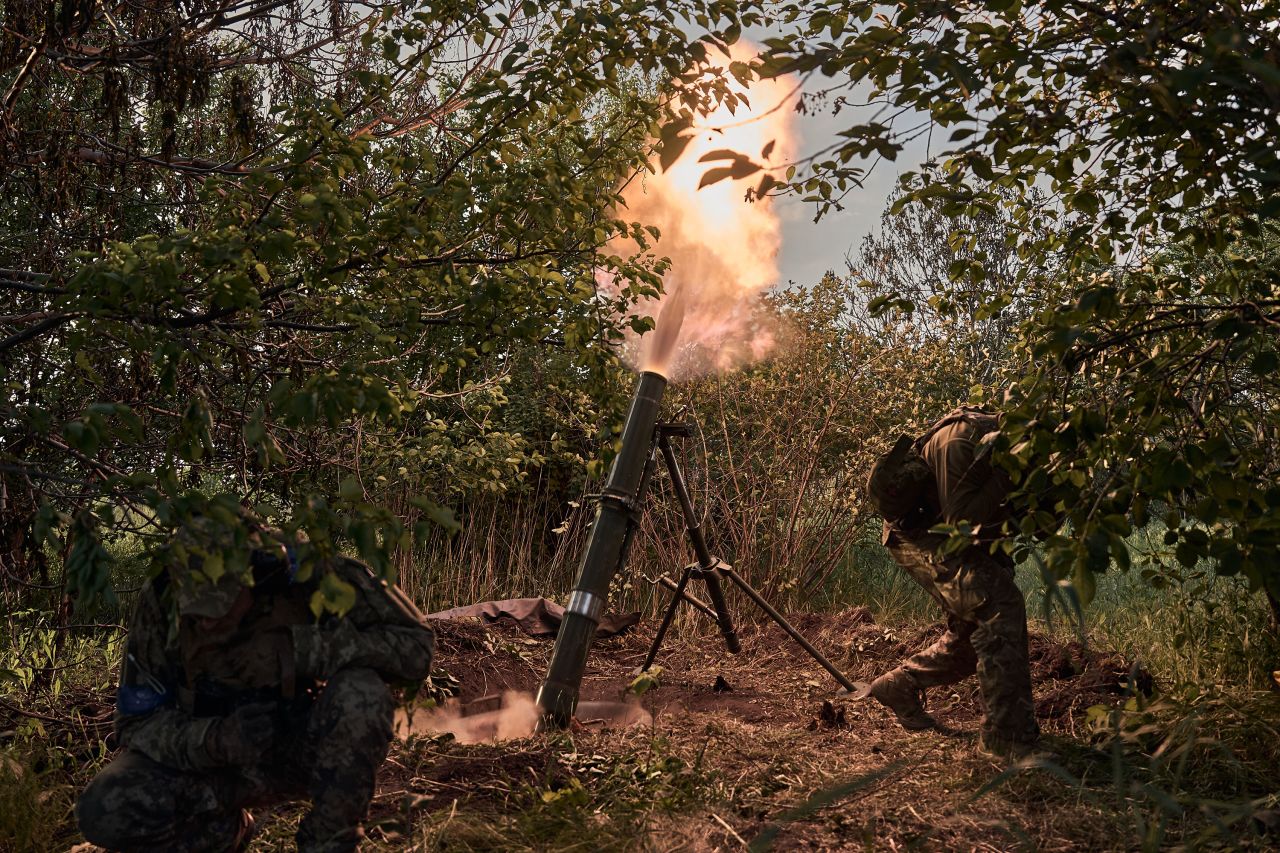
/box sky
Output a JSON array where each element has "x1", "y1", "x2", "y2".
[
  {"x1": 731, "y1": 23, "x2": 933, "y2": 289},
  {"x1": 773, "y1": 118, "x2": 931, "y2": 288}
]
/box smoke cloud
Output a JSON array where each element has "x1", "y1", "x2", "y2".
[
  {"x1": 395, "y1": 690, "x2": 540, "y2": 743},
  {"x1": 605, "y1": 42, "x2": 798, "y2": 379},
  {"x1": 395, "y1": 691, "x2": 652, "y2": 743}
]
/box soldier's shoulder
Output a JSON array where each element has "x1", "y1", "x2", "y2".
[
  {"x1": 328, "y1": 556, "x2": 400, "y2": 601},
  {"x1": 921, "y1": 419, "x2": 975, "y2": 456},
  {"x1": 931, "y1": 406, "x2": 998, "y2": 431},
  {"x1": 330, "y1": 555, "x2": 379, "y2": 584},
  {"x1": 928, "y1": 407, "x2": 1000, "y2": 445},
  {"x1": 327, "y1": 557, "x2": 430, "y2": 628}
]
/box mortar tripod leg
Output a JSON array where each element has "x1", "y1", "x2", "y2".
[
  {"x1": 720, "y1": 566, "x2": 857, "y2": 692},
  {"x1": 699, "y1": 567, "x2": 741, "y2": 654},
  {"x1": 642, "y1": 565, "x2": 693, "y2": 672}
]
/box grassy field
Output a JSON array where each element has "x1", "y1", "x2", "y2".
[{"x1": 822, "y1": 529, "x2": 1279, "y2": 694}]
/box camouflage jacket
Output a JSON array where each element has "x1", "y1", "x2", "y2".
[
  {"x1": 917, "y1": 409, "x2": 1012, "y2": 531},
  {"x1": 883, "y1": 408, "x2": 1013, "y2": 547},
  {"x1": 114, "y1": 557, "x2": 434, "y2": 770}
]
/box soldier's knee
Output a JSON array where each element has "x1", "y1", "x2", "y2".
[
  {"x1": 76, "y1": 771, "x2": 116, "y2": 847},
  {"x1": 76, "y1": 754, "x2": 169, "y2": 848},
  {"x1": 318, "y1": 667, "x2": 394, "y2": 732}
]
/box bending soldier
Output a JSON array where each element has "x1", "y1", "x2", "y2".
[
  {"x1": 76, "y1": 517, "x2": 435, "y2": 852},
  {"x1": 865, "y1": 407, "x2": 1040, "y2": 758}
]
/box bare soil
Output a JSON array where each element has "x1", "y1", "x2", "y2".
[
  {"x1": 333, "y1": 608, "x2": 1222, "y2": 852},
  {"x1": 30, "y1": 604, "x2": 1274, "y2": 850}
]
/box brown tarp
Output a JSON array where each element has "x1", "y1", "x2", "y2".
[{"x1": 427, "y1": 597, "x2": 641, "y2": 639}]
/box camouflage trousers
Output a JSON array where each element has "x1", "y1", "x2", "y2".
[
  {"x1": 77, "y1": 667, "x2": 395, "y2": 853},
  {"x1": 883, "y1": 525, "x2": 1040, "y2": 746}
]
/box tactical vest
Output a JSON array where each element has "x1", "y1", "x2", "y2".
[
  {"x1": 177, "y1": 582, "x2": 313, "y2": 717},
  {"x1": 912, "y1": 406, "x2": 1001, "y2": 455},
  {"x1": 173, "y1": 555, "x2": 427, "y2": 717}
]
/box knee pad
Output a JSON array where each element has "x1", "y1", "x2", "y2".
[
  {"x1": 75, "y1": 773, "x2": 116, "y2": 847},
  {"x1": 76, "y1": 757, "x2": 162, "y2": 848}
]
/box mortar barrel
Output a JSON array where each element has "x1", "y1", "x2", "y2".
[{"x1": 536, "y1": 370, "x2": 668, "y2": 726}]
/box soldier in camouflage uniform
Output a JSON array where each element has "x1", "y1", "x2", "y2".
[
  {"x1": 866, "y1": 408, "x2": 1040, "y2": 757},
  {"x1": 76, "y1": 520, "x2": 435, "y2": 852}
]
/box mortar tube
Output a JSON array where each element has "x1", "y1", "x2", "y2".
[{"x1": 536, "y1": 370, "x2": 668, "y2": 727}]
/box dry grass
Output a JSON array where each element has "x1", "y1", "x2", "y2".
[
  {"x1": 7, "y1": 609, "x2": 1277, "y2": 851},
  {"x1": 243, "y1": 612, "x2": 1278, "y2": 852}
]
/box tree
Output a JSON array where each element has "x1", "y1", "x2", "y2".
[
  {"x1": 765, "y1": 1, "x2": 1280, "y2": 617},
  {"x1": 0, "y1": 0, "x2": 764, "y2": 611},
  {"x1": 849, "y1": 180, "x2": 1048, "y2": 388}
]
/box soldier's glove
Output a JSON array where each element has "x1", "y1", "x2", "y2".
[{"x1": 202, "y1": 701, "x2": 278, "y2": 767}]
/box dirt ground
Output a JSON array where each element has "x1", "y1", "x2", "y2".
[
  {"x1": 276, "y1": 607, "x2": 1236, "y2": 852},
  {"x1": 27, "y1": 603, "x2": 1272, "y2": 850}
]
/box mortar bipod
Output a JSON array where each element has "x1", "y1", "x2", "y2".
[{"x1": 639, "y1": 424, "x2": 857, "y2": 694}]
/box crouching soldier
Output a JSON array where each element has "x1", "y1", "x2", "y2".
[
  {"x1": 76, "y1": 517, "x2": 435, "y2": 852},
  {"x1": 865, "y1": 407, "x2": 1040, "y2": 758}
]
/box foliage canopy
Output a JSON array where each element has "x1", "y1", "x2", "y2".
[
  {"x1": 765, "y1": 0, "x2": 1280, "y2": 616},
  {"x1": 3, "y1": 0, "x2": 1278, "y2": 624},
  {"x1": 0, "y1": 0, "x2": 758, "y2": 607}
]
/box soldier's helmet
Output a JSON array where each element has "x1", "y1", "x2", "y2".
[
  {"x1": 173, "y1": 569, "x2": 245, "y2": 619},
  {"x1": 866, "y1": 434, "x2": 933, "y2": 522},
  {"x1": 166, "y1": 509, "x2": 294, "y2": 619}
]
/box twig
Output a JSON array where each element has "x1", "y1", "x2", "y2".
[
  {"x1": 0, "y1": 696, "x2": 111, "y2": 729},
  {"x1": 711, "y1": 812, "x2": 748, "y2": 847}
]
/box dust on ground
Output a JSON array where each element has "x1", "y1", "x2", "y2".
[{"x1": 304, "y1": 608, "x2": 1239, "y2": 852}]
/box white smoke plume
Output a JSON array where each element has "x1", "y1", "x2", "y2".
[{"x1": 604, "y1": 41, "x2": 799, "y2": 379}]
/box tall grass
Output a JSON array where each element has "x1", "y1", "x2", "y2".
[
  {"x1": 810, "y1": 524, "x2": 936, "y2": 622},
  {"x1": 814, "y1": 524, "x2": 1279, "y2": 693},
  {"x1": 402, "y1": 491, "x2": 589, "y2": 612},
  {"x1": 1027, "y1": 565, "x2": 1279, "y2": 692},
  {"x1": 404, "y1": 491, "x2": 1279, "y2": 696}
]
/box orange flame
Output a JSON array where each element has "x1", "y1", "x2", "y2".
[{"x1": 607, "y1": 42, "x2": 799, "y2": 379}]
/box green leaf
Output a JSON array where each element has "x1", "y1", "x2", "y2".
[
  {"x1": 627, "y1": 667, "x2": 662, "y2": 696},
  {"x1": 410, "y1": 496, "x2": 461, "y2": 535},
  {"x1": 698, "y1": 149, "x2": 743, "y2": 163},
  {"x1": 312, "y1": 572, "x2": 358, "y2": 617},
  {"x1": 424, "y1": 503, "x2": 461, "y2": 534},
  {"x1": 697, "y1": 158, "x2": 761, "y2": 189},
  {"x1": 1072, "y1": 562, "x2": 1096, "y2": 608},
  {"x1": 657, "y1": 115, "x2": 694, "y2": 172},
  {"x1": 339, "y1": 475, "x2": 363, "y2": 501}
]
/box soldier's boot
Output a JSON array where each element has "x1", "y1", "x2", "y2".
[
  {"x1": 232, "y1": 809, "x2": 256, "y2": 852},
  {"x1": 976, "y1": 732, "x2": 1048, "y2": 762},
  {"x1": 870, "y1": 668, "x2": 936, "y2": 731}
]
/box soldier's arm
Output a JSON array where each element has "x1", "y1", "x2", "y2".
[
  {"x1": 293, "y1": 560, "x2": 435, "y2": 683},
  {"x1": 114, "y1": 580, "x2": 219, "y2": 770}
]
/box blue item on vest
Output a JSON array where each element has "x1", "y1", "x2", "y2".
[{"x1": 117, "y1": 684, "x2": 171, "y2": 716}]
